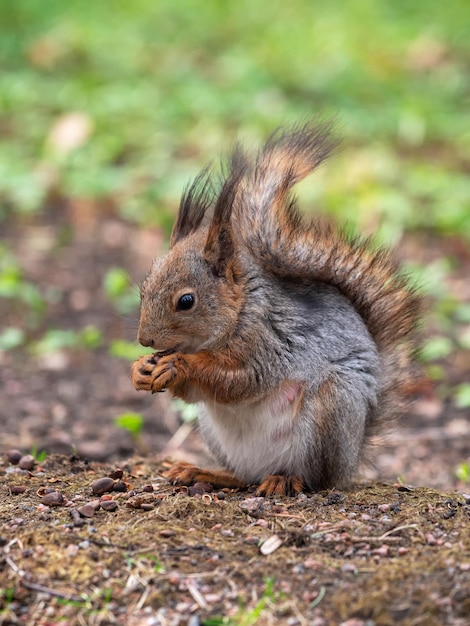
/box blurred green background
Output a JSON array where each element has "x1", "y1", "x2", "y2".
[
  {"x1": 1, "y1": 0, "x2": 469, "y2": 234},
  {"x1": 1, "y1": 0, "x2": 470, "y2": 411}
]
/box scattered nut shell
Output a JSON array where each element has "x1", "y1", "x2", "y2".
[
  {"x1": 109, "y1": 469, "x2": 124, "y2": 480},
  {"x1": 126, "y1": 493, "x2": 155, "y2": 509},
  {"x1": 259, "y1": 533, "x2": 283, "y2": 555}
]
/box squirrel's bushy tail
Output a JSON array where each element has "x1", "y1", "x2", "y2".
[{"x1": 233, "y1": 121, "x2": 421, "y2": 358}]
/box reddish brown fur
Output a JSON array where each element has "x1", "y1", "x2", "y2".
[{"x1": 164, "y1": 461, "x2": 247, "y2": 489}]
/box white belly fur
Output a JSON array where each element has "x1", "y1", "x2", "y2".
[{"x1": 197, "y1": 382, "x2": 308, "y2": 483}]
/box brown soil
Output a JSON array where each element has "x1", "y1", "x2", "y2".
[{"x1": 1, "y1": 455, "x2": 470, "y2": 626}]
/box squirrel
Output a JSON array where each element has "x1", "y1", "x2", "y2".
[{"x1": 131, "y1": 121, "x2": 421, "y2": 496}]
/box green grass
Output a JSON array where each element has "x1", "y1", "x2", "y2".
[{"x1": 1, "y1": 1, "x2": 469, "y2": 231}]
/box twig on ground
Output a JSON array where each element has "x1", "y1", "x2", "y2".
[{"x1": 5, "y1": 553, "x2": 84, "y2": 603}]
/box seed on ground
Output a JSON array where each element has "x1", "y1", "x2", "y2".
[
  {"x1": 101, "y1": 500, "x2": 119, "y2": 512},
  {"x1": 18, "y1": 455, "x2": 35, "y2": 470},
  {"x1": 91, "y1": 477, "x2": 115, "y2": 495},
  {"x1": 6, "y1": 449, "x2": 23, "y2": 465},
  {"x1": 41, "y1": 491, "x2": 66, "y2": 506}
]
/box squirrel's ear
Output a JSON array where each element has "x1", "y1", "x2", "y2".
[
  {"x1": 203, "y1": 149, "x2": 246, "y2": 277},
  {"x1": 171, "y1": 167, "x2": 213, "y2": 248}
]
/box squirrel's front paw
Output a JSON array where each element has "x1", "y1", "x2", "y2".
[
  {"x1": 148, "y1": 353, "x2": 187, "y2": 393},
  {"x1": 131, "y1": 353, "x2": 160, "y2": 391}
]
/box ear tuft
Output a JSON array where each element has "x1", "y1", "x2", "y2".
[
  {"x1": 170, "y1": 166, "x2": 214, "y2": 247},
  {"x1": 203, "y1": 146, "x2": 247, "y2": 277}
]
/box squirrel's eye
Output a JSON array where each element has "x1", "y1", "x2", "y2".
[{"x1": 176, "y1": 293, "x2": 195, "y2": 311}]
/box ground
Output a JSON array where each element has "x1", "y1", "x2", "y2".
[{"x1": 1, "y1": 455, "x2": 470, "y2": 626}]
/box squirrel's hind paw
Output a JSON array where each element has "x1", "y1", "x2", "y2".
[
  {"x1": 164, "y1": 461, "x2": 246, "y2": 490},
  {"x1": 256, "y1": 474, "x2": 304, "y2": 497}
]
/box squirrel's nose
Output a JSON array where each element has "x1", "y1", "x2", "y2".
[{"x1": 138, "y1": 333, "x2": 154, "y2": 348}]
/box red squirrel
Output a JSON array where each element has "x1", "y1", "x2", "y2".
[{"x1": 131, "y1": 122, "x2": 421, "y2": 495}]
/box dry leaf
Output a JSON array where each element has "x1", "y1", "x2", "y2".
[{"x1": 47, "y1": 112, "x2": 93, "y2": 156}]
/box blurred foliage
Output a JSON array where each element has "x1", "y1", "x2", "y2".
[
  {"x1": 0, "y1": 245, "x2": 45, "y2": 326},
  {"x1": 114, "y1": 412, "x2": 145, "y2": 438},
  {"x1": 31, "y1": 326, "x2": 102, "y2": 354},
  {"x1": 0, "y1": 0, "x2": 469, "y2": 236},
  {"x1": 455, "y1": 461, "x2": 470, "y2": 483},
  {"x1": 108, "y1": 339, "x2": 152, "y2": 361},
  {"x1": 103, "y1": 267, "x2": 140, "y2": 314},
  {"x1": 171, "y1": 398, "x2": 199, "y2": 423}
]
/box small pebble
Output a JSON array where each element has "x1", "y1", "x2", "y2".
[
  {"x1": 78, "y1": 503, "x2": 97, "y2": 518},
  {"x1": 303, "y1": 558, "x2": 321, "y2": 570},
  {"x1": 254, "y1": 519, "x2": 268, "y2": 527},
  {"x1": 100, "y1": 500, "x2": 118, "y2": 512},
  {"x1": 159, "y1": 529, "x2": 176, "y2": 537},
  {"x1": 18, "y1": 455, "x2": 35, "y2": 471},
  {"x1": 373, "y1": 544, "x2": 389, "y2": 557},
  {"x1": 9, "y1": 486, "x2": 26, "y2": 495},
  {"x1": 91, "y1": 477, "x2": 115, "y2": 495},
  {"x1": 112, "y1": 480, "x2": 128, "y2": 492},
  {"x1": 240, "y1": 497, "x2": 265, "y2": 514},
  {"x1": 244, "y1": 535, "x2": 259, "y2": 545},
  {"x1": 69, "y1": 509, "x2": 85, "y2": 526},
  {"x1": 6, "y1": 449, "x2": 23, "y2": 465},
  {"x1": 11, "y1": 517, "x2": 24, "y2": 527},
  {"x1": 142, "y1": 484, "x2": 154, "y2": 493},
  {"x1": 66, "y1": 544, "x2": 79, "y2": 557},
  {"x1": 341, "y1": 563, "x2": 357, "y2": 573},
  {"x1": 193, "y1": 481, "x2": 213, "y2": 493}
]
